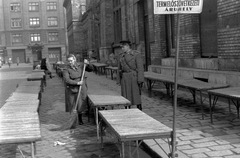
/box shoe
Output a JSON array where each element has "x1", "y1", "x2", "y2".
[
  {"x1": 78, "y1": 114, "x2": 84, "y2": 125},
  {"x1": 137, "y1": 104, "x2": 142, "y2": 111}
]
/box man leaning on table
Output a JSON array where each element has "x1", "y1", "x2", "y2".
[{"x1": 118, "y1": 40, "x2": 144, "y2": 110}]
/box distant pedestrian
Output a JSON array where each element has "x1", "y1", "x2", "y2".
[
  {"x1": 8, "y1": 58, "x2": 12, "y2": 68},
  {"x1": 16, "y1": 57, "x2": 19, "y2": 66},
  {"x1": 41, "y1": 58, "x2": 54, "y2": 78},
  {"x1": 118, "y1": 40, "x2": 144, "y2": 110},
  {"x1": 88, "y1": 50, "x2": 97, "y2": 63},
  {"x1": 63, "y1": 54, "x2": 93, "y2": 125}
]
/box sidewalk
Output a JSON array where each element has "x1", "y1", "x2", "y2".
[
  {"x1": 86, "y1": 72, "x2": 240, "y2": 158},
  {"x1": 1, "y1": 66, "x2": 240, "y2": 158}
]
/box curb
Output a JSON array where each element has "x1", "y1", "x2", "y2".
[{"x1": 142, "y1": 140, "x2": 163, "y2": 158}]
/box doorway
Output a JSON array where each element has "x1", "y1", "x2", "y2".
[{"x1": 200, "y1": 0, "x2": 218, "y2": 57}]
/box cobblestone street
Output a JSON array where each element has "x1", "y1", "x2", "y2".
[
  {"x1": 0, "y1": 64, "x2": 151, "y2": 158},
  {"x1": 1, "y1": 64, "x2": 240, "y2": 158}
]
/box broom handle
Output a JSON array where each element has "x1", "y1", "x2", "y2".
[{"x1": 73, "y1": 63, "x2": 87, "y2": 112}]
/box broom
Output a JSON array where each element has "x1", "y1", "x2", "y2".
[{"x1": 61, "y1": 62, "x2": 87, "y2": 130}]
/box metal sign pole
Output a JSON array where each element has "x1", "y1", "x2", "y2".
[
  {"x1": 153, "y1": 1, "x2": 203, "y2": 157},
  {"x1": 172, "y1": 13, "x2": 180, "y2": 158}
]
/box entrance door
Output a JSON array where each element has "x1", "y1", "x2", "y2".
[
  {"x1": 48, "y1": 48, "x2": 61, "y2": 63},
  {"x1": 32, "y1": 48, "x2": 42, "y2": 62},
  {"x1": 200, "y1": 0, "x2": 218, "y2": 57},
  {"x1": 12, "y1": 49, "x2": 26, "y2": 63}
]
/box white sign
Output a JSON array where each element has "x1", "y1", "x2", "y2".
[{"x1": 154, "y1": 0, "x2": 203, "y2": 14}]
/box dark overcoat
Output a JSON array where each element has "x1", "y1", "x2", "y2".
[
  {"x1": 118, "y1": 50, "x2": 144, "y2": 105},
  {"x1": 63, "y1": 63, "x2": 93, "y2": 113}
]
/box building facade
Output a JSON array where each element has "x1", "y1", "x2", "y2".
[
  {"x1": 0, "y1": 0, "x2": 67, "y2": 64},
  {"x1": 63, "y1": 0, "x2": 114, "y2": 62},
  {"x1": 63, "y1": 0, "x2": 86, "y2": 62},
  {"x1": 64, "y1": 0, "x2": 240, "y2": 86}
]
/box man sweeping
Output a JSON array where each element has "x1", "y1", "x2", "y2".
[{"x1": 63, "y1": 54, "x2": 93, "y2": 128}]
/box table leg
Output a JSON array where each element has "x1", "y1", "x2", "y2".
[
  {"x1": 209, "y1": 94, "x2": 213, "y2": 123},
  {"x1": 129, "y1": 141, "x2": 131, "y2": 158},
  {"x1": 200, "y1": 91, "x2": 204, "y2": 120},
  {"x1": 111, "y1": 69, "x2": 113, "y2": 80},
  {"x1": 96, "y1": 107, "x2": 99, "y2": 140},
  {"x1": 147, "y1": 79, "x2": 152, "y2": 97},
  {"x1": 237, "y1": 101, "x2": 239, "y2": 119},
  {"x1": 136, "y1": 141, "x2": 140, "y2": 158},
  {"x1": 121, "y1": 142, "x2": 125, "y2": 158},
  {"x1": 34, "y1": 142, "x2": 36, "y2": 155},
  {"x1": 31, "y1": 142, "x2": 35, "y2": 158},
  {"x1": 228, "y1": 99, "x2": 231, "y2": 114},
  {"x1": 101, "y1": 120, "x2": 104, "y2": 149},
  {"x1": 105, "y1": 69, "x2": 108, "y2": 78}
]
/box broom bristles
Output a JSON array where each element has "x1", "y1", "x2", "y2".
[{"x1": 56, "y1": 110, "x2": 78, "y2": 131}]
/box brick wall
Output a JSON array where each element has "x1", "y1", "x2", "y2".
[{"x1": 217, "y1": 0, "x2": 240, "y2": 70}]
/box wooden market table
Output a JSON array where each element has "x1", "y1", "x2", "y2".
[
  {"x1": 87, "y1": 88, "x2": 131, "y2": 140},
  {"x1": 1, "y1": 100, "x2": 40, "y2": 113},
  {"x1": 6, "y1": 92, "x2": 39, "y2": 102},
  {"x1": 27, "y1": 73, "x2": 46, "y2": 87},
  {"x1": 208, "y1": 87, "x2": 240, "y2": 123},
  {"x1": 105, "y1": 66, "x2": 118, "y2": 80},
  {"x1": 0, "y1": 111, "x2": 41, "y2": 158},
  {"x1": 144, "y1": 71, "x2": 229, "y2": 119},
  {"x1": 92, "y1": 63, "x2": 107, "y2": 75},
  {"x1": 99, "y1": 109, "x2": 172, "y2": 158},
  {"x1": 18, "y1": 80, "x2": 42, "y2": 87}
]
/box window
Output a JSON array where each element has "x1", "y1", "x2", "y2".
[
  {"x1": 48, "y1": 17, "x2": 58, "y2": 26},
  {"x1": 29, "y1": 2, "x2": 39, "y2": 11},
  {"x1": 12, "y1": 34, "x2": 22, "y2": 43},
  {"x1": 30, "y1": 33, "x2": 40, "y2": 42},
  {"x1": 10, "y1": 3, "x2": 20, "y2": 12},
  {"x1": 30, "y1": 18, "x2": 40, "y2": 27},
  {"x1": 113, "y1": 0, "x2": 122, "y2": 43},
  {"x1": 48, "y1": 32, "x2": 58, "y2": 41},
  {"x1": 11, "y1": 18, "x2": 22, "y2": 28},
  {"x1": 47, "y1": 2, "x2": 57, "y2": 11}
]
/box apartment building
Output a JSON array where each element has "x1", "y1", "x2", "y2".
[{"x1": 0, "y1": 0, "x2": 67, "y2": 64}]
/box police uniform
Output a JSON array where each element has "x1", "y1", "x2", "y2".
[{"x1": 118, "y1": 41, "x2": 144, "y2": 109}]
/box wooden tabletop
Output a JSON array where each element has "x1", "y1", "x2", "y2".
[
  {"x1": 92, "y1": 63, "x2": 107, "y2": 67},
  {"x1": 0, "y1": 100, "x2": 40, "y2": 113},
  {"x1": 0, "y1": 112, "x2": 41, "y2": 144},
  {"x1": 105, "y1": 66, "x2": 118, "y2": 70},
  {"x1": 15, "y1": 86, "x2": 41, "y2": 92},
  {"x1": 88, "y1": 94, "x2": 131, "y2": 106},
  {"x1": 18, "y1": 81, "x2": 41, "y2": 87},
  {"x1": 6, "y1": 93, "x2": 39, "y2": 102},
  {"x1": 88, "y1": 84, "x2": 131, "y2": 107},
  {"x1": 99, "y1": 109, "x2": 172, "y2": 141},
  {"x1": 144, "y1": 71, "x2": 229, "y2": 91},
  {"x1": 178, "y1": 79, "x2": 229, "y2": 91},
  {"x1": 27, "y1": 73, "x2": 45, "y2": 80},
  {"x1": 208, "y1": 87, "x2": 240, "y2": 99},
  {"x1": 144, "y1": 71, "x2": 177, "y2": 83},
  {"x1": 32, "y1": 69, "x2": 45, "y2": 73}
]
